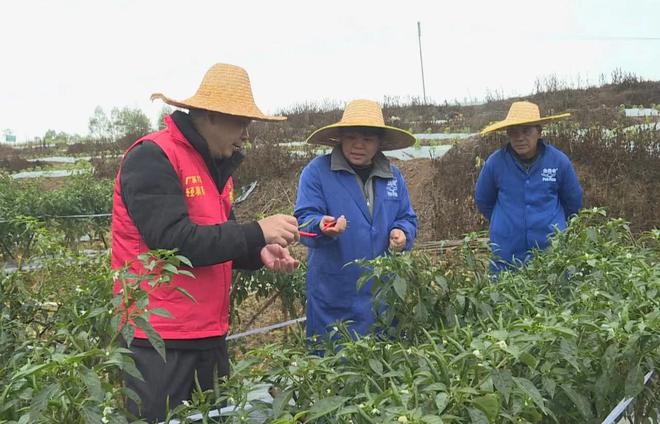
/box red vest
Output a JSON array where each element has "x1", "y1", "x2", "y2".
[{"x1": 111, "y1": 116, "x2": 234, "y2": 339}]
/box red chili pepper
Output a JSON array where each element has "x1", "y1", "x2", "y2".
[
  {"x1": 299, "y1": 231, "x2": 318, "y2": 238},
  {"x1": 322, "y1": 219, "x2": 337, "y2": 229}
]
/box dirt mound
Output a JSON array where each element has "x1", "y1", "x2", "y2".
[{"x1": 391, "y1": 158, "x2": 437, "y2": 242}]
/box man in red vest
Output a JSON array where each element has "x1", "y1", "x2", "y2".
[{"x1": 111, "y1": 63, "x2": 300, "y2": 421}]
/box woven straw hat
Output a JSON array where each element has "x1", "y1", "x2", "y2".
[
  {"x1": 306, "y1": 99, "x2": 415, "y2": 151},
  {"x1": 150, "y1": 63, "x2": 285, "y2": 122},
  {"x1": 480, "y1": 101, "x2": 570, "y2": 135}
]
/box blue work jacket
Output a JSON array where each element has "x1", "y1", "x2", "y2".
[
  {"x1": 294, "y1": 149, "x2": 417, "y2": 338},
  {"x1": 475, "y1": 140, "x2": 582, "y2": 271}
]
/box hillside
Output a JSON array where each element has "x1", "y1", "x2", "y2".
[{"x1": 248, "y1": 76, "x2": 660, "y2": 142}]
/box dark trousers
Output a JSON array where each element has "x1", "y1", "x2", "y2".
[{"x1": 124, "y1": 340, "x2": 230, "y2": 423}]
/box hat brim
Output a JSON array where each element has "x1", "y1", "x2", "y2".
[
  {"x1": 150, "y1": 93, "x2": 286, "y2": 122},
  {"x1": 306, "y1": 123, "x2": 416, "y2": 151},
  {"x1": 480, "y1": 113, "x2": 570, "y2": 136}
]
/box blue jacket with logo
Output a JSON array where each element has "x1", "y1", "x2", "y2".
[
  {"x1": 475, "y1": 140, "x2": 582, "y2": 271},
  {"x1": 294, "y1": 150, "x2": 417, "y2": 338}
]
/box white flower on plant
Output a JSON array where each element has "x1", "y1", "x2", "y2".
[
  {"x1": 371, "y1": 408, "x2": 380, "y2": 415},
  {"x1": 472, "y1": 349, "x2": 482, "y2": 358},
  {"x1": 398, "y1": 416, "x2": 409, "y2": 423},
  {"x1": 496, "y1": 340, "x2": 507, "y2": 349},
  {"x1": 101, "y1": 406, "x2": 113, "y2": 423},
  {"x1": 182, "y1": 400, "x2": 190, "y2": 407}
]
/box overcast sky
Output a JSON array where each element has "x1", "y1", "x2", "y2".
[{"x1": 1, "y1": 0, "x2": 659, "y2": 140}]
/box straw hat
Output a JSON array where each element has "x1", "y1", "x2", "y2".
[
  {"x1": 480, "y1": 101, "x2": 570, "y2": 135},
  {"x1": 150, "y1": 63, "x2": 285, "y2": 122},
  {"x1": 306, "y1": 99, "x2": 415, "y2": 151}
]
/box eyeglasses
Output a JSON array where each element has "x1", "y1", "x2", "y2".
[{"x1": 506, "y1": 126, "x2": 538, "y2": 137}]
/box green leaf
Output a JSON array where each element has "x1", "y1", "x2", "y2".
[
  {"x1": 491, "y1": 369, "x2": 513, "y2": 403},
  {"x1": 163, "y1": 263, "x2": 178, "y2": 274},
  {"x1": 11, "y1": 363, "x2": 51, "y2": 381},
  {"x1": 546, "y1": 325, "x2": 577, "y2": 338},
  {"x1": 559, "y1": 339, "x2": 579, "y2": 370},
  {"x1": 108, "y1": 413, "x2": 130, "y2": 424},
  {"x1": 121, "y1": 322, "x2": 135, "y2": 346},
  {"x1": 368, "y1": 358, "x2": 383, "y2": 375},
  {"x1": 435, "y1": 392, "x2": 449, "y2": 413},
  {"x1": 150, "y1": 307, "x2": 173, "y2": 319},
  {"x1": 119, "y1": 355, "x2": 144, "y2": 381},
  {"x1": 110, "y1": 313, "x2": 122, "y2": 333},
  {"x1": 541, "y1": 377, "x2": 556, "y2": 399},
  {"x1": 87, "y1": 307, "x2": 107, "y2": 318},
  {"x1": 434, "y1": 275, "x2": 448, "y2": 292},
  {"x1": 422, "y1": 415, "x2": 444, "y2": 424},
  {"x1": 29, "y1": 383, "x2": 60, "y2": 422},
  {"x1": 306, "y1": 396, "x2": 347, "y2": 420},
  {"x1": 80, "y1": 366, "x2": 104, "y2": 402},
  {"x1": 423, "y1": 383, "x2": 447, "y2": 393},
  {"x1": 393, "y1": 276, "x2": 407, "y2": 300},
  {"x1": 624, "y1": 363, "x2": 644, "y2": 398},
  {"x1": 82, "y1": 405, "x2": 103, "y2": 424},
  {"x1": 472, "y1": 393, "x2": 500, "y2": 422},
  {"x1": 272, "y1": 388, "x2": 293, "y2": 418},
  {"x1": 175, "y1": 255, "x2": 193, "y2": 267},
  {"x1": 133, "y1": 315, "x2": 166, "y2": 362},
  {"x1": 467, "y1": 407, "x2": 489, "y2": 424},
  {"x1": 561, "y1": 384, "x2": 593, "y2": 420},
  {"x1": 513, "y1": 377, "x2": 545, "y2": 412},
  {"x1": 414, "y1": 301, "x2": 429, "y2": 322},
  {"x1": 586, "y1": 227, "x2": 598, "y2": 241},
  {"x1": 519, "y1": 351, "x2": 539, "y2": 369},
  {"x1": 175, "y1": 286, "x2": 197, "y2": 303},
  {"x1": 177, "y1": 270, "x2": 195, "y2": 278},
  {"x1": 122, "y1": 386, "x2": 142, "y2": 406}
]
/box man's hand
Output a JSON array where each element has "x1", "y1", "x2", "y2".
[
  {"x1": 389, "y1": 228, "x2": 406, "y2": 252},
  {"x1": 260, "y1": 244, "x2": 299, "y2": 273},
  {"x1": 258, "y1": 214, "x2": 299, "y2": 247},
  {"x1": 320, "y1": 215, "x2": 347, "y2": 237}
]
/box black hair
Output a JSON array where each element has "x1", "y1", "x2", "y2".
[{"x1": 339, "y1": 126, "x2": 385, "y2": 139}]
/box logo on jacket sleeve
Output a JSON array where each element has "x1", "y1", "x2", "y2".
[
  {"x1": 184, "y1": 175, "x2": 206, "y2": 198},
  {"x1": 386, "y1": 179, "x2": 398, "y2": 198},
  {"x1": 541, "y1": 168, "x2": 558, "y2": 182}
]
